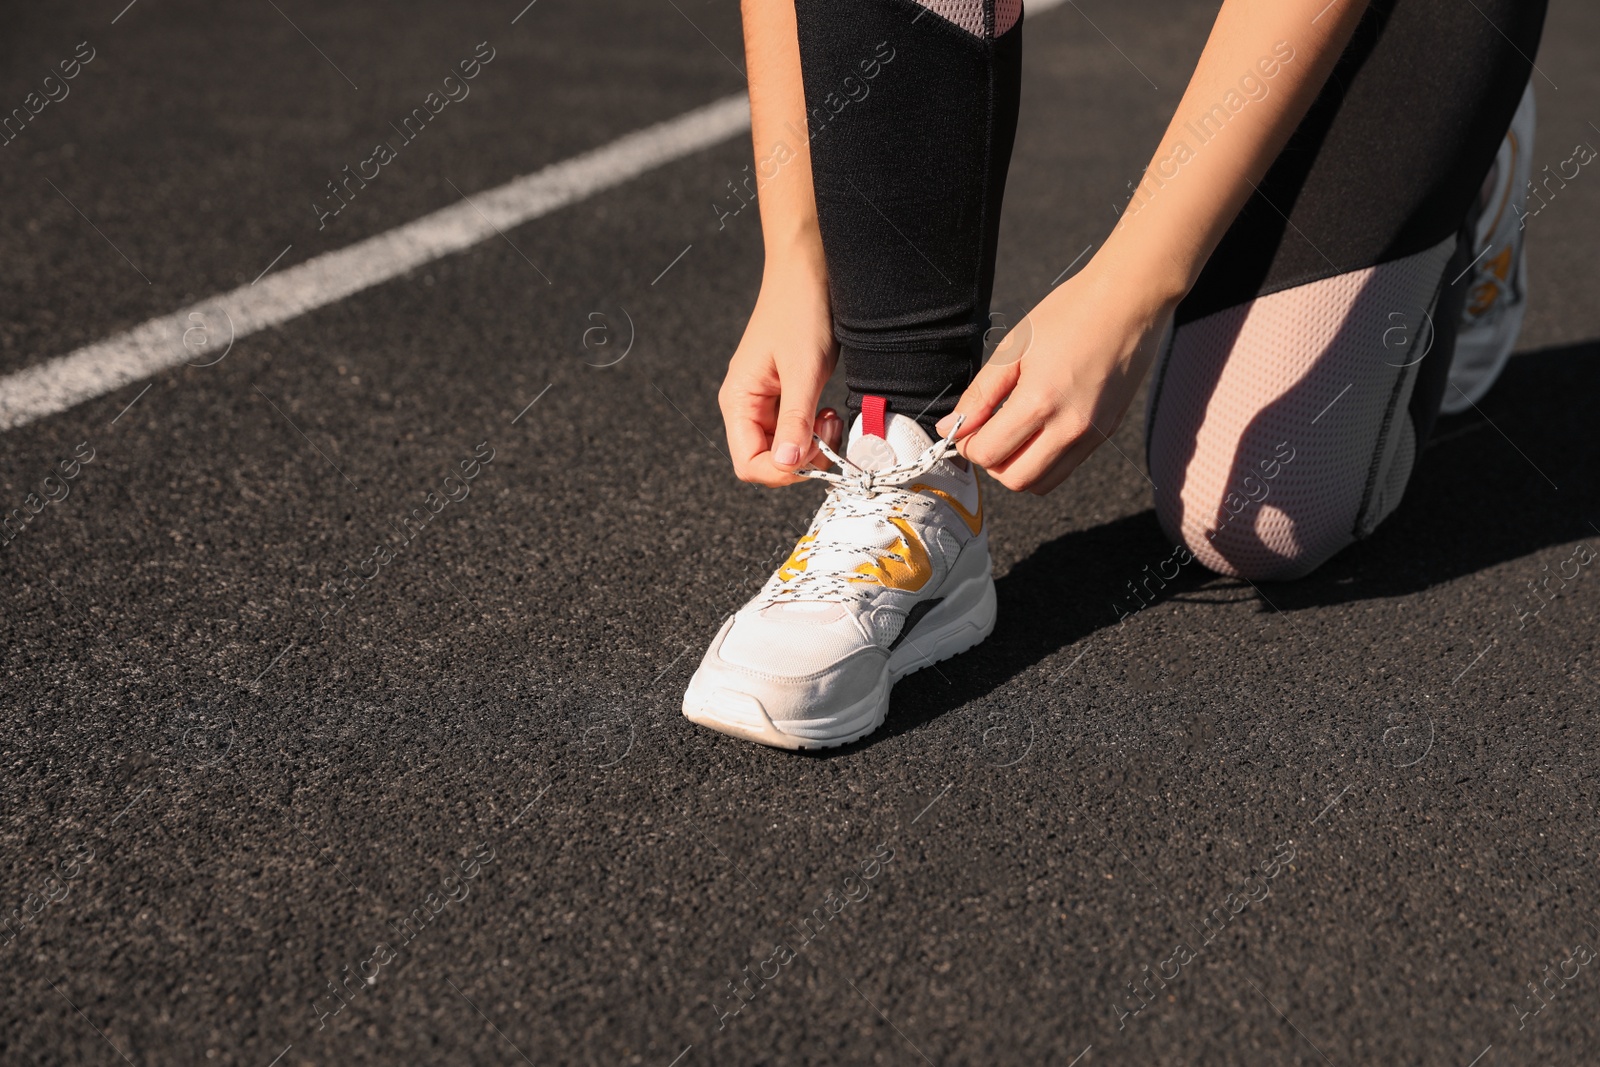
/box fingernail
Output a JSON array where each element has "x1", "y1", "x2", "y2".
[
  {"x1": 935, "y1": 415, "x2": 954, "y2": 437},
  {"x1": 774, "y1": 443, "x2": 801, "y2": 467}
]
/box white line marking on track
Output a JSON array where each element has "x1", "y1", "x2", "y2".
[
  {"x1": 0, "y1": 94, "x2": 752, "y2": 432},
  {"x1": 446, "y1": 177, "x2": 553, "y2": 283}
]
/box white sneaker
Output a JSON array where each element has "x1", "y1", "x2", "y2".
[
  {"x1": 1443, "y1": 82, "x2": 1535, "y2": 415},
  {"x1": 683, "y1": 398, "x2": 996, "y2": 750}
]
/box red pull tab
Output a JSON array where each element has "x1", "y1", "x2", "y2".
[{"x1": 861, "y1": 395, "x2": 887, "y2": 439}]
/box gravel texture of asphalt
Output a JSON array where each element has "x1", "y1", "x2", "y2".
[{"x1": 2, "y1": 1, "x2": 1598, "y2": 1065}]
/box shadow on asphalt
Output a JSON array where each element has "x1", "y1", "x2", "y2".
[{"x1": 843, "y1": 338, "x2": 1599, "y2": 752}]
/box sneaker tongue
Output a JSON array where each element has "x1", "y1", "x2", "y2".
[{"x1": 845, "y1": 408, "x2": 935, "y2": 471}]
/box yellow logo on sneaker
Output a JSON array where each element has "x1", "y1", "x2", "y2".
[
  {"x1": 851, "y1": 517, "x2": 932, "y2": 592},
  {"x1": 1467, "y1": 246, "x2": 1515, "y2": 318}
]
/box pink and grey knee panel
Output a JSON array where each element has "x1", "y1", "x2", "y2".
[{"x1": 1144, "y1": 0, "x2": 1545, "y2": 580}]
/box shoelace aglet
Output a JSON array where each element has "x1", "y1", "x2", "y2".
[{"x1": 941, "y1": 413, "x2": 967, "y2": 448}]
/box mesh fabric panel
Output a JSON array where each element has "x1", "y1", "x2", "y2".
[
  {"x1": 910, "y1": 0, "x2": 1020, "y2": 37},
  {"x1": 1146, "y1": 237, "x2": 1455, "y2": 581},
  {"x1": 912, "y1": 0, "x2": 986, "y2": 35},
  {"x1": 996, "y1": 0, "x2": 1022, "y2": 34}
]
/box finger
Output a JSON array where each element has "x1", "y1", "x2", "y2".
[
  {"x1": 1019, "y1": 429, "x2": 1099, "y2": 495},
  {"x1": 934, "y1": 330, "x2": 1026, "y2": 440},
  {"x1": 1028, "y1": 431, "x2": 1107, "y2": 495},
  {"x1": 720, "y1": 382, "x2": 775, "y2": 468},
  {"x1": 958, "y1": 387, "x2": 1066, "y2": 471},
  {"x1": 981, "y1": 422, "x2": 1050, "y2": 489},
  {"x1": 806, "y1": 407, "x2": 844, "y2": 469},
  {"x1": 772, "y1": 365, "x2": 829, "y2": 472},
  {"x1": 720, "y1": 385, "x2": 804, "y2": 487},
  {"x1": 744, "y1": 453, "x2": 809, "y2": 487}
]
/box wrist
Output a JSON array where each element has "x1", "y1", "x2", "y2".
[
  {"x1": 1070, "y1": 240, "x2": 1189, "y2": 327},
  {"x1": 761, "y1": 240, "x2": 829, "y2": 293},
  {"x1": 758, "y1": 196, "x2": 827, "y2": 275},
  {"x1": 1089, "y1": 226, "x2": 1195, "y2": 312}
]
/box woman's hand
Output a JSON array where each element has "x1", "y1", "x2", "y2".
[
  {"x1": 718, "y1": 264, "x2": 845, "y2": 487},
  {"x1": 935, "y1": 257, "x2": 1177, "y2": 495}
]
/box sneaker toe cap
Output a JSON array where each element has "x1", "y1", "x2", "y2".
[{"x1": 683, "y1": 614, "x2": 886, "y2": 726}]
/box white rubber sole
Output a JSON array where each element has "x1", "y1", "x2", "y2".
[{"x1": 682, "y1": 569, "x2": 997, "y2": 751}]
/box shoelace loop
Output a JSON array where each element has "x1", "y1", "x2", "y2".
[
  {"x1": 760, "y1": 417, "x2": 966, "y2": 605},
  {"x1": 796, "y1": 414, "x2": 965, "y2": 497}
]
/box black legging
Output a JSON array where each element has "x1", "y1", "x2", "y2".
[{"x1": 795, "y1": 0, "x2": 1023, "y2": 428}]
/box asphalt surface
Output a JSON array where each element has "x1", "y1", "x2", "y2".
[{"x1": 2, "y1": 1, "x2": 1599, "y2": 1065}]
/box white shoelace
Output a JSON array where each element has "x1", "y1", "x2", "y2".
[{"x1": 759, "y1": 418, "x2": 965, "y2": 605}]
